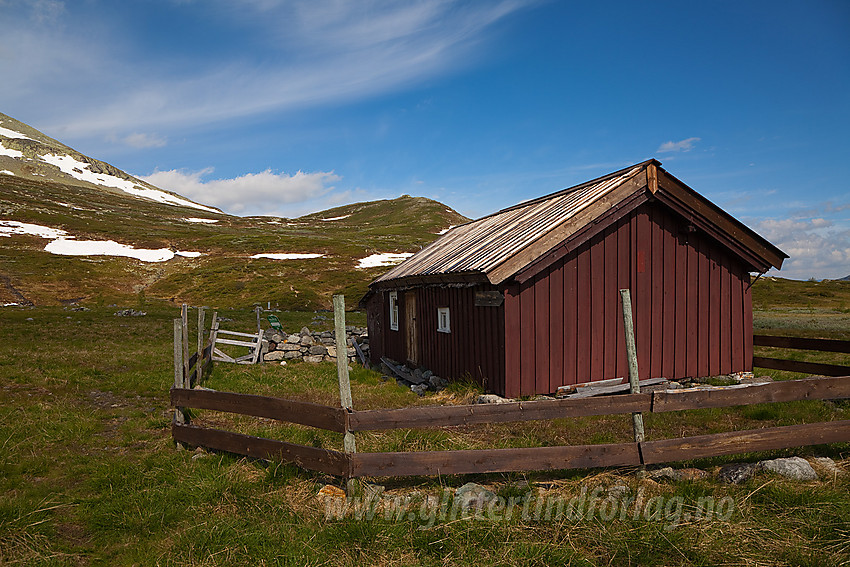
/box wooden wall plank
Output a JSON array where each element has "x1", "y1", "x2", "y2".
[
  {"x1": 635, "y1": 209, "x2": 652, "y2": 379},
  {"x1": 172, "y1": 423, "x2": 349, "y2": 476},
  {"x1": 650, "y1": 206, "x2": 664, "y2": 377},
  {"x1": 616, "y1": 216, "x2": 631, "y2": 379},
  {"x1": 744, "y1": 279, "x2": 754, "y2": 371},
  {"x1": 504, "y1": 284, "x2": 522, "y2": 398},
  {"x1": 603, "y1": 225, "x2": 619, "y2": 379},
  {"x1": 550, "y1": 262, "x2": 565, "y2": 391},
  {"x1": 662, "y1": 210, "x2": 677, "y2": 379},
  {"x1": 720, "y1": 253, "x2": 732, "y2": 375},
  {"x1": 565, "y1": 254, "x2": 579, "y2": 386},
  {"x1": 698, "y1": 237, "x2": 710, "y2": 376},
  {"x1": 731, "y1": 267, "x2": 744, "y2": 370},
  {"x1": 590, "y1": 234, "x2": 605, "y2": 380},
  {"x1": 709, "y1": 254, "x2": 721, "y2": 376},
  {"x1": 674, "y1": 228, "x2": 688, "y2": 379},
  {"x1": 577, "y1": 249, "x2": 592, "y2": 383},
  {"x1": 520, "y1": 281, "x2": 536, "y2": 396},
  {"x1": 535, "y1": 271, "x2": 551, "y2": 393},
  {"x1": 686, "y1": 232, "x2": 699, "y2": 378}
]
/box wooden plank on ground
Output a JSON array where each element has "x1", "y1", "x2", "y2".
[
  {"x1": 172, "y1": 423, "x2": 349, "y2": 476},
  {"x1": 652, "y1": 375, "x2": 850, "y2": 412},
  {"x1": 753, "y1": 335, "x2": 850, "y2": 354},
  {"x1": 351, "y1": 442, "x2": 641, "y2": 477},
  {"x1": 171, "y1": 388, "x2": 348, "y2": 433},
  {"x1": 752, "y1": 356, "x2": 850, "y2": 377},
  {"x1": 348, "y1": 393, "x2": 651, "y2": 431},
  {"x1": 380, "y1": 357, "x2": 424, "y2": 384},
  {"x1": 352, "y1": 339, "x2": 367, "y2": 366},
  {"x1": 640, "y1": 419, "x2": 850, "y2": 464}
]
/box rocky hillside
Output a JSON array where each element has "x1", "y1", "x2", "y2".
[{"x1": 0, "y1": 114, "x2": 468, "y2": 309}]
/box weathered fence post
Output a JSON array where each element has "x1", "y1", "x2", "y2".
[
  {"x1": 333, "y1": 294, "x2": 358, "y2": 494},
  {"x1": 181, "y1": 304, "x2": 190, "y2": 389},
  {"x1": 196, "y1": 307, "x2": 206, "y2": 383},
  {"x1": 173, "y1": 317, "x2": 186, "y2": 449},
  {"x1": 619, "y1": 289, "x2": 646, "y2": 468}
]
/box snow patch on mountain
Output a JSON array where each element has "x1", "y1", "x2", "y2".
[
  {"x1": 0, "y1": 141, "x2": 23, "y2": 159},
  {"x1": 0, "y1": 126, "x2": 33, "y2": 140},
  {"x1": 357, "y1": 252, "x2": 413, "y2": 268},
  {"x1": 250, "y1": 253, "x2": 325, "y2": 260},
  {"x1": 0, "y1": 220, "x2": 69, "y2": 239},
  {"x1": 37, "y1": 152, "x2": 219, "y2": 213},
  {"x1": 182, "y1": 217, "x2": 219, "y2": 224}
]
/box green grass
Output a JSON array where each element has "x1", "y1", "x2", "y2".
[{"x1": 1, "y1": 281, "x2": 850, "y2": 565}]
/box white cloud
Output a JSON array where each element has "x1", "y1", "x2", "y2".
[
  {"x1": 657, "y1": 137, "x2": 701, "y2": 153},
  {"x1": 140, "y1": 168, "x2": 341, "y2": 215},
  {"x1": 0, "y1": 1, "x2": 533, "y2": 141},
  {"x1": 756, "y1": 217, "x2": 850, "y2": 280},
  {"x1": 116, "y1": 132, "x2": 167, "y2": 149}
]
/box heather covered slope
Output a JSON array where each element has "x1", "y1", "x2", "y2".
[
  {"x1": 0, "y1": 170, "x2": 466, "y2": 308},
  {"x1": 0, "y1": 110, "x2": 467, "y2": 308}
]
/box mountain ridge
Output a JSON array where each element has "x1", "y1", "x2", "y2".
[{"x1": 0, "y1": 112, "x2": 468, "y2": 308}]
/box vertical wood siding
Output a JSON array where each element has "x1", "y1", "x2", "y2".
[
  {"x1": 370, "y1": 284, "x2": 506, "y2": 391},
  {"x1": 503, "y1": 201, "x2": 753, "y2": 396}
]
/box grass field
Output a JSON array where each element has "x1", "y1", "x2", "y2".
[{"x1": 1, "y1": 279, "x2": 849, "y2": 565}]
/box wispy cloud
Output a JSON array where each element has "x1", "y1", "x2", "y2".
[
  {"x1": 657, "y1": 137, "x2": 701, "y2": 153},
  {"x1": 0, "y1": 0, "x2": 533, "y2": 142},
  {"x1": 112, "y1": 132, "x2": 167, "y2": 149},
  {"x1": 139, "y1": 167, "x2": 341, "y2": 216}
]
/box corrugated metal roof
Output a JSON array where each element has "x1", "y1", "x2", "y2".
[{"x1": 374, "y1": 163, "x2": 647, "y2": 285}]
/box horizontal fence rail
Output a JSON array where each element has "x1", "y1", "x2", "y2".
[
  {"x1": 753, "y1": 334, "x2": 850, "y2": 376},
  {"x1": 171, "y1": 388, "x2": 348, "y2": 433},
  {"x1": 171, "y1": 374, "x2": 850, "y2": 478}
]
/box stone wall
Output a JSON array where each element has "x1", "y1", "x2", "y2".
[{"x1": 261, "y1": 325, "x2": 367, "y2": 364}]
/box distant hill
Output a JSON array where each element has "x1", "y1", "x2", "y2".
[{"x1": 0, "y1": 113, "x2": 468, "y2": 308}]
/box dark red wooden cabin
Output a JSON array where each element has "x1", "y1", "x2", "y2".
[{"x1": 363, "y1": 160, "x2": 787, "y2": 397}]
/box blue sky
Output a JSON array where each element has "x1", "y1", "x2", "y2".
[{"x1": 1, "y1": 0, "x2": 849, "y2": 279}]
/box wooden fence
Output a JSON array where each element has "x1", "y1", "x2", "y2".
[
  {"x1": 171, "y1": 371, "x2": 850, "y2": 479},
  {"x1": 171, "y1": 303, "x2": 850, "y2": 480},
  {"x1": 753, "y1": 334, "x2": 850, "y2": 376}
]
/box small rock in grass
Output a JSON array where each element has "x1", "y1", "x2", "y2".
[
  {"x1": 718, "y1": 462, "x2": 759, "y2": 484},
  {"x1": 279, "y1": 360, "x2": 287, "y2": 366},
  {"x1": 810, "y1": 457, "x2": 845, "y2": 477},
  {"x1": 455, "y1": 482, "x2": 497, "y2": 510},
  {"x1": 317, "y1": 485, "x2": 346, "y2": 499},
  {"x1": 411, "y1": 384, "x2": 428, "y2": 396},
  {"x1": 476, "y1": 394, "x2": 511, "y2": 404},
  {"x1": 759, "y1": 456, "x2": 818, "y2": 481}
]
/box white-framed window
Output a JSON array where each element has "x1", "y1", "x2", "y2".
[
  {"x1": 389, "y1": 291, "x2": 399, "y2": 331},
  {"x1": 437, "y1": 307, "x2": 450, "y2": 333}
]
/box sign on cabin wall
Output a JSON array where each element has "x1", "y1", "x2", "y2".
[{"x1": 475, "y1": 291, "x2": 504, "y2": 307}]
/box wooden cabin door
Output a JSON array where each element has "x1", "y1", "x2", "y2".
[{"x1": 405, "y1": 292, "x2": 418, "y2": 365}]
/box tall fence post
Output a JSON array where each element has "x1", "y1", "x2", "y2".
[
  {"x1": 173, "y1": 317, "x2": 186, "y2": 449},
  {"x1": 619, "y1": 289, "x2": 646, "y2": 468},
  {"x1": 181, "y1": 304, "x2": 190, "y2": 389},
  {"x1": 333, "y1": 294, "x2": 358, "y2": 494},
  {"x1": 196, "y1": 307, "x2": 206, "y2": 383}
]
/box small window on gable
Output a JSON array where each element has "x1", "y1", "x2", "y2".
[
  {"x1": 437, "y1": 307, "x2": 450, "y2": 333},
  {"x1": 389, "y1": 291, "x2": 399, "y2": 331}
]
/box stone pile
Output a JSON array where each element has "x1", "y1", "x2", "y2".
[{"x1": 261, "y1": 325, "x2": 367, "y2": 365}]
